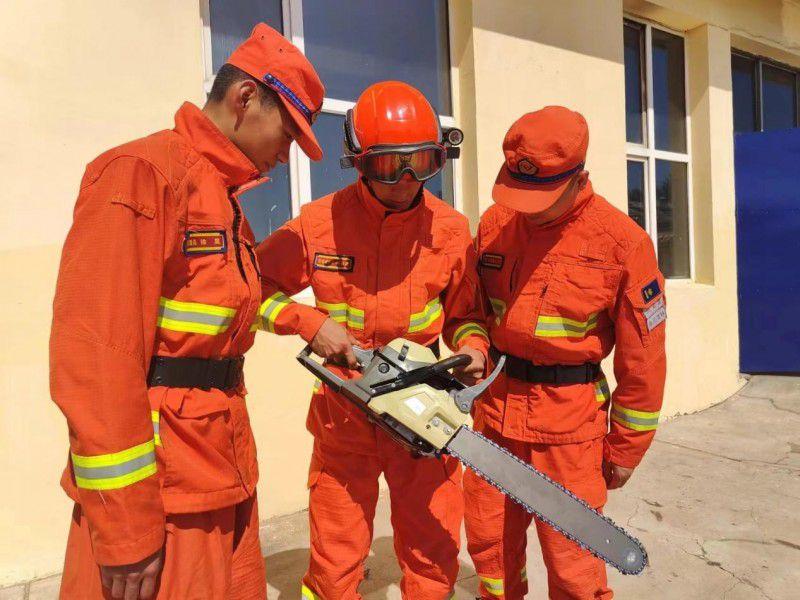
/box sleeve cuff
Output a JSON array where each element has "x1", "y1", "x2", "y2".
[
  {"x1": 295, "y1": 307, "x2": 328, "y2": 343},
  {"x1": 603, "y1": 438, "x2": 644, "y2": 469},
  {"x1": 91, "y1": 520, "x2": 165, "y2": 566}
]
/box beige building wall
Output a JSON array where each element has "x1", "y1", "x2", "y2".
[{"x1": 0, "y1": 0, "x2": 798, "y2": 587}]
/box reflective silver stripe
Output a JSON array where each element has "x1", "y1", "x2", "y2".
[
  {"x1": 158, "y1": 305, "x2": 231, "y2": 327},
  {"x1": 534, "y1": 313, "x2": 599, "y2": 338},
  {"x1": 479, "y1": 575, "x2": 504, "y2": 595},
  {"x1": 611, "y1": 406, "x2": 659, "y2": 431},
  {"x1": 409, "y1": 298, "x2": 442, "y2": 333},
  {"x1": 157, "y1": 297, "x2": 236, "y2": 335},
  {"x1": 72, "y1": 450, "x2": 156, "y2": 481}
]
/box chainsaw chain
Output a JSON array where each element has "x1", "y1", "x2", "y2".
[{"x1": 448, "y1": 429, "x2": 648, "y2": 575}]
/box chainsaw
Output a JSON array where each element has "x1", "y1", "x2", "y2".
[{"x1": 297, "y1": 338, "x2": 648, "y2": 574}]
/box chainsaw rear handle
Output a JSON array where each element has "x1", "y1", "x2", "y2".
[{"x1": 296, "y1": 345, "x2": 346, "y2": 393}]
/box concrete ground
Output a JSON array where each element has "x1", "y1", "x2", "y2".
[{"x1": 4, "y1": 375, "x2": 798, "y2": 599}]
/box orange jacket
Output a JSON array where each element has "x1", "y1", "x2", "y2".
[
  {"x1": 256, "y1": 179, "x2": 490, "y2": 452},
  {"x1": 476, "y1": 183, "x2": 666, "y2": 468},
  {"x1": 50, "y1": 103, "x2": 266, "y2": 565}
]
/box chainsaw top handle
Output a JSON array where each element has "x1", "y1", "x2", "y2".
[{"x1": 369, "y1": 353, "x2": 470, "y2": 395}]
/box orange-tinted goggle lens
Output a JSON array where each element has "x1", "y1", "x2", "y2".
[{"x1": 357, "y1": 148, "x2": 446, "y2": 183}]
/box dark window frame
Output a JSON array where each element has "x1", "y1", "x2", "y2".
[{"x1": 732, "y1": 49, "x2": 800, "y2": 133}]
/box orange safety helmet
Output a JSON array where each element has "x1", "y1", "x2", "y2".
[{"x1": 340, "y1": 81, "x2": 462, "y2": 183}]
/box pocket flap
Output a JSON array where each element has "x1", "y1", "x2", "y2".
[{"x1": 163, "y1": 387, "x2": 231, "y2": 419}]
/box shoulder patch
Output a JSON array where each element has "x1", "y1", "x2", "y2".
[
  {"x1": 314, "y1": 252, "x2": 355, "y2": 272},
  {"x1": 480, "y1": 253, "x2": 505, "y2": 270},
  {"x1": 183, "y1": 230, "x2": 226, "y2": 255},
  {"x1": 641, "y1": 279, "x2": 662, "y2": 304},
  {"x1": 643, "y1": 297, "x2": 666, "y2": 331}
]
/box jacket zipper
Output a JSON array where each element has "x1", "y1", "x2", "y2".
[{"x1": 228, "y1": 193, "x2": 247, "y2": 282}]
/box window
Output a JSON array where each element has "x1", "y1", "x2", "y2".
[
  {"x1": 624, "y1": 18, "x2": 692, "y2": 279},
  {"x1": 203, "y1": 0, "x2": 456, "y2": 242},
  {"x1": 732, "y1": 51, "x2": 800, "y2": 134}
]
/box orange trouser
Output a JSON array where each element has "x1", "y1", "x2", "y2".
[
  {"x1": 59, "y1": 494, "x2": 266, "y2": 599},
  {"x1": 302, "y1": 431, "x2": 463, "y2": 600},
  {"x1": 463, "y1": 427, "x2": 611, "y2": 600}
]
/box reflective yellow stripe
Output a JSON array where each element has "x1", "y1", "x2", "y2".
[
  {"x1": 409, "y1": 297, "x2": 442, "y2": 333},
  {"x1": 316, "y1": 300, "x2": 365, "y2": 330},
  {"x1": 452, "y1": 322, "x2": 489, "y2": 347},
  {"x1": 157, "y1": 297, "x2": 236, "y2": 336},
  {"x1": 594, "y1": 376, "x2": 611, "y2": 403},
  {"x1": 479, "y1": 575, "x2": 504, "y2": 596},
  {"x1": 489, "y1": 297, "x2": 507, "y2": 324},
  {"x1": 71, "y1": 440, "x2": 157, "y2": 491},
  {"x1": 253, "y1": 292, "x2": 294, "y2": 333},
  {"x1": 71, "y1": 439, "x2": 154, "y2": 469},
  {"x1": 535, "y1": 312, "x2": 599, "y2": 338},
  {"x1": 151, "y1": 410, "x2": 161, "y2": 446},
  {"x1": 611, "y1": 404, "x2": 660, "y2": 431},
  {"x1": 301, "y1": 584, "x2": 320, "y2": 599},
  {"x1": 74, "y1": 463, "x2": 157, "y2": 491}
]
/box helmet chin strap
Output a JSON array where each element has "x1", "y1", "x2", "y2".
[{"x1": 362, "y1": 177, "x2": 424, "y2": 213}]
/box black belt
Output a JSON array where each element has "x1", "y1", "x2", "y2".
[
  {"x1": 490, "y1": 347, "x2": 600, "y2": 385},
  {"x1": 147, "y1": 356, "x2": 245, "y2": 391}
]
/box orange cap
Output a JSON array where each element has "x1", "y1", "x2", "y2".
[
  {"x1": 227, "y1": 23, "x2": 325, "y2": 161},
  {"x1": 351, "y1": 81, "x2": 440, "y2": 150},
  {"x1": 492, "y1": 106, "x2": 589, "y2": 213}
]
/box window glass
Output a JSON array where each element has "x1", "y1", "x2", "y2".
[
  {"x1": 626, "y1": 160, "x2": 646, "y2": 230},
  {"x1": 762, "y1": 64, "x2": 797, "y2": 131},
  {"x1": 209, "y1": 0, "x2": 283, "y2": 72},
  {"x1": 655, "y1": 160, "x2": 690, "y2": 278},
  {"x1": 239, "y1": 163, "x2": 292, "y2": 242},
  {"x1": 302, "y1": 0, "x2": 452, "y2": 114},
  {"x1": 731, "y1": 53, "x2": 758, "y2": 133},
  {"x1": 309, "y1": 112, "x2": 357, "y2": 199},
  {"x1": 651, "y1": 29, "x2": 687, "y2": 152},
  {"x1": 624, "y1": 22, "x2": 645, "y2": 144}
]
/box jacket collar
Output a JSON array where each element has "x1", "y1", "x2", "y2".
[
  {"x1": 173, "y1": 102, "x2": 260, "y2": 189},
  {"x1": 356, "y1": 178, "x2": 426, "y2": 223}
]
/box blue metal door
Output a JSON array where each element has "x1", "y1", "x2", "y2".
[{"x1": 735, "y1": 128, "x2": 800, "y2": 373}]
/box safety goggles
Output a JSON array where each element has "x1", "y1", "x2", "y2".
[{"x1": 347, "y1": 143, "x2": 448, "y2": 184}]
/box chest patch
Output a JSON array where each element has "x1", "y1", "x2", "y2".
[
  {"x1": 641, "y1": 279, "x2": 662, "y2": 303},
  {"x1": 183, "y1": 230, "x2": 227, "y2": 256},
  {"x1": 314, "y1": 252, "x2": 355, "y2": 272},
  {"x1": 480, "y1": 253, "x2": 505, "y2": 270}
]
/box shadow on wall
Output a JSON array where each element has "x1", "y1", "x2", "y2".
[{"x1": 263, "y1": 535, "x2": 478, "y2": 599}]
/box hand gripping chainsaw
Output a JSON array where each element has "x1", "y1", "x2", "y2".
[{"x1": 297, "y1": 338, "x2": 648, "y2": 574}]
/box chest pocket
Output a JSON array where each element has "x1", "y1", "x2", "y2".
[
  {"x1": 478, "y1": 252, "x2": 520, "y2": 325},
  {"x1": 533, "y1": 260, "x2": 620, "y2": 340},
  {"x1": 409, "y1": 246, "x2": 449, "y2": 334},
  {"x1": 158, "y1": 223, "x2": 240, "y2": 335},
  {"x1": 310, "y1": 246, "x2": 366, "y2": 331}
]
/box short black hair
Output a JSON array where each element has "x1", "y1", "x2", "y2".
[{"x1": 207, "y1": 63, "x2": 279, "y2": 107}]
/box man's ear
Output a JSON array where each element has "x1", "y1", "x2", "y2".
[
  {"x1": 576, "y1": 169, "x2": 590, "y2": 190},
  {"x1": 229, "y1": 80, "x2": 258, "y2": 127}
]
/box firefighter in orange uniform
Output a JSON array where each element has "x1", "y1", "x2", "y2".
[
  {"x1": 256, "y1": 81, "x2": 490, "y2": 600},
  {"x1": 50, "y1": 24, "x2": 324, "y2": 599},
  {"x1": 464, "y1": 106, "x2": 666, "y2": 599}
]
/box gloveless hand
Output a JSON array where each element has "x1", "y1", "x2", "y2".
[{"x1": 100, "y1": 550, "x2": 163, "y2": 600}]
